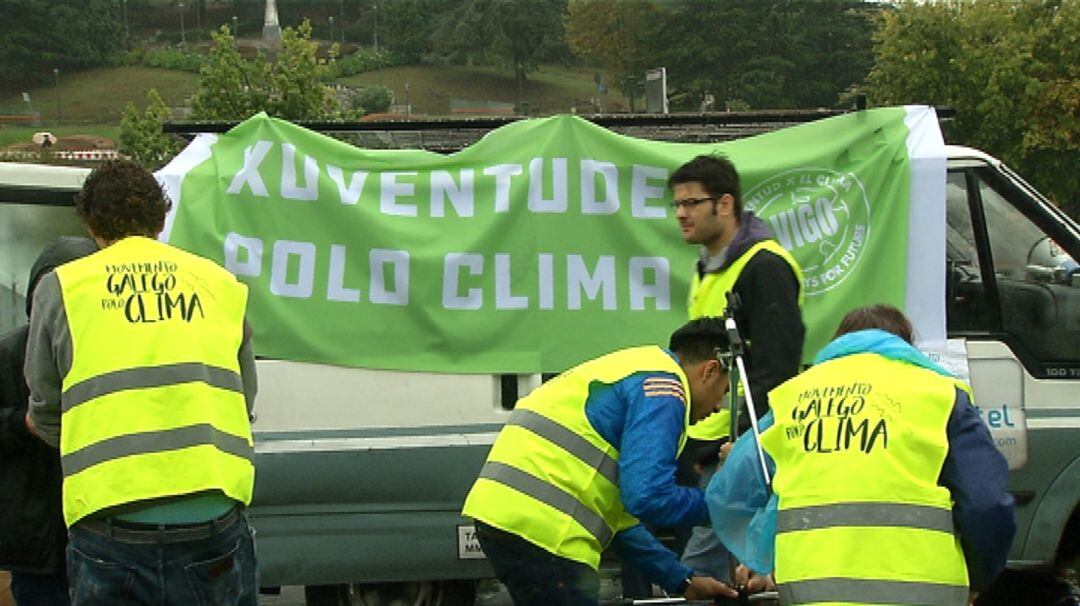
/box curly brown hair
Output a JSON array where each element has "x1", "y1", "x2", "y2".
[{"x1": 75, "y1": 159, "x2": 172, "y2": 242}]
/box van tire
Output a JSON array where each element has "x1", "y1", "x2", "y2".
[
  {"x1": 436, "y1": 580, "x2": 477, "y2": 605},
  {"x1": 352, "y1": 580, "x2": 477, "y2": 606},
  {"x1": 1057, "y1": 507, "x2": 1080, "y2": 567},
  {"x1": 304, "y1": 584, "x2": 350, "y2": 606}
]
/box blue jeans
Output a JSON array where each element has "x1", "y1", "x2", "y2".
[
  {"x1": 680, "y1": 463, "x2": 731, "y2": 582},
  {"x1": 475, "y1": 521, "x2": 600, "y2": 606},
  {"x1": 10, "y1": 568, "x2": 70, "y2": 606},
  {"x1": 66, "y1": 511, "x2": 257, "y2": 606}
]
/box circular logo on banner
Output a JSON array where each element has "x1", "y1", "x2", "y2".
[{"x1": 744, "y1": 168, "x2": 872, "y2": 296}]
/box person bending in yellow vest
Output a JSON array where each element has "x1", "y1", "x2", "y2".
[
  {"x1": 462, "y1": 318, "x2": 742, "y2": 605},
  {"x1": 24, "y1": 159, "x2": 259, "y2": 606},
  {"x1": 709, "y1": 304, "x2": 1015, "y2": 606}
]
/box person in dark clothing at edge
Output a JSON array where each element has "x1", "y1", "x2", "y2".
[
  {"x1": 670, "y1": 153, "x2": 805, "y2": 584},
  {"x1": 0, "y1": 237, "x2": 97, "y2": 606}
]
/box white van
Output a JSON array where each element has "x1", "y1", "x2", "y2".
[
  {"x1": 0, "y1": 137, "x2": 1077, "y2": 605},
  {"x1": 939, "y1": 145, "x2": 1080, "y2": 573}
]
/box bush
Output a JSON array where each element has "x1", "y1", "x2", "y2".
[
  {"x1": 329, "y1": 48, "x2": 408, "y2": 78},
  {"x1": 111, "y1": 49, "x2": 145, "y2": 67},
  {"x1": 110, "y1": 47, "x2": 204, "y2": 73},
  {"x1": 143, "y1": 48, "x2": 204, "y2": 72},
  {"x1": 351, "y1": 86, "x2": 394, "y2": 114}
]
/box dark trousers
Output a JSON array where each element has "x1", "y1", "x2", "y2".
[
  {"x1": 66, "y1": 511, "x2": 257, "y2": 606},
  {"x1": 475, "y1": 521, "x2": 600, "y2": 606},
  {"x1": 10, "y1": 568, "x2": 70, "y2": 606}
]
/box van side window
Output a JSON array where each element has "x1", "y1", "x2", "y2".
[
  {"x1": 949, "y1": 164, "x2": 1080, "y2": 372},
  {"x1": 945, "y1": 171, "x2": 993, "y2": 332},
  {"x1": 979, "y1": 174, "x2": 1080, "y2": 365}
]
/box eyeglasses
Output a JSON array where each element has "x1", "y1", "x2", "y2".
[
  {"x1": 713, "y1": 347, "x2": 733, "y2": 372},
  {"x1": 670, "y1": 196, "x2": 721, "y2": 210}
]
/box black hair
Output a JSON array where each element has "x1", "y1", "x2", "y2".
[
  {"x1": 26, "y1": 236, "x2": 98, "y2": 316},
  {"x1": 669, "y1": 317, "x2": 730, "y2": 363},
  {"x1": 834, "y1": 304, "x2": 915, "y2": 344},
  {"x1": 668, "y1": 154, "x2": 743, "y2": 216}
]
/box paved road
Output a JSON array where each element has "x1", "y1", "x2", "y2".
[{"x1": 259, "y1": 576, "x2": 625, "y2": 606}]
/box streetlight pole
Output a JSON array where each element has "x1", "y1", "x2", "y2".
[
  {"x1": 53, "y1": 68, "x2": 61, "y2": 125},
  {"x1": 122, "y1": 0, "x2": 130, "y2": 49},
  {"x1": 372, "y1": 3, "x2": 378, "y2": 53},
  {"x1": 329, "y1": 16, "x2": 334, "y2": 46},
  {"x1": 179, "y1": 1, "x2": 186, "y2": 46},
  {"x1": 232, "y1": 15, "x2": 238, "y2": 38}
]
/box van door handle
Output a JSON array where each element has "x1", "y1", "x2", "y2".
[{"x1": 1010, "y1": 491, "x2": 1035, "y2": 506}]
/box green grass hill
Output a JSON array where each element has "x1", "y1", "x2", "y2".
[{"x1": 0, "y1": 63, "x2": 626, "y2": 150}]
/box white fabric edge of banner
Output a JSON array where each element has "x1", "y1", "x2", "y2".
[
  {"x1": 155, "y1": 133, "x2": 219, "y2": 244},
  {"x1": 903, "y1": 105, "x2": 947, "y2": 346}
]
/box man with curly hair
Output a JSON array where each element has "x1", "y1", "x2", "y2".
[{"x1": 24, "y1": 159, "x2": 259, "y2": 606}]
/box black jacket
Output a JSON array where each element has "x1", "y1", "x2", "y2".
[
  {"x1": 685, "y1": 213, "x2": 805, "y2": 465},
  {"x1": 726, "y1": 249, "x2": 804, "y2": 425},
  {"x1": 0, "y1": 325, "x2": 66, "y2": 573}
]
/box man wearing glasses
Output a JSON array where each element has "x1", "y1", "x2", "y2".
[{"x1": 666, "y1": 153, "x2": 805, "y2": 582}]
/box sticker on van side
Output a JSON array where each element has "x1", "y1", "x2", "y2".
[
  {"x1": 458, "y1": 525, "x2": 485, "y2": 560},
  {"x1": 921, "y1": 339, "x2": 1029, "y2": 470}
]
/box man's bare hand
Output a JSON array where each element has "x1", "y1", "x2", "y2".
[
  {"x1": 719, "y1": 440, "x2": 734, "y2": 463},
  {"x1": 24, "y1": 411, "x2": 38, "y2": 437},
  {"x1": 684, "y1": 575, "x2": 738, "y2": 600},
  {"x1": 734, "y1": 564, "x2": 776, "y2": 593}
]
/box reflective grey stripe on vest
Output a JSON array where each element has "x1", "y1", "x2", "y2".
[
  {"x1": 507, "y1": 409, "x2": 619, "y2": 486},
  {"x1": 480, "y1": 461, "x2": 613, "y2": 547},
  {"x1": 777, "y1": 502, "x2": 955, "y2": 535},
  {"x1": 62, "y1": 363, "x2": 244, "y2": 413},
  {"x1": 62, "y1": 423, "x2": 253, "y2": 477},
  {"x1": 778, "y1": 577, "x2": 968, "y2": 606}
]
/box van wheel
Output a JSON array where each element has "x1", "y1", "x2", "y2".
[
  {"x1": 354, "y1": 580, "x2": 477, "y2": 606},
  {"x1": 974, "y1": 569, "x2": 1079, "y2": 606},
  {"x1": 437, "y1": 580, "x2": 478, "y2": 605},
  {"x1": 304, "y1": 584, "x2": 351, "y2": 606}
]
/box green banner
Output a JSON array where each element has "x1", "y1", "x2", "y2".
[{"x1": 161, "y1": 108, "x2": 922, "y2": 373}]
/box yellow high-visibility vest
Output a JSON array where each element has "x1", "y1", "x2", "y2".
[
  {"x1": 55, "y1": 236, "x2": 254, "y2": 526},
  {"x1": 462, "y1": 346, "x2": 690, "y2": 569},
  {"x1": 761, "y1": 353, "x2": 969, "y2": 606},
  {"x1": 687, "y1": 240, "x2": 803, "y2": 440},
  {"x1": 688, "y1": 240, "x2": 803, "y2": 320}
]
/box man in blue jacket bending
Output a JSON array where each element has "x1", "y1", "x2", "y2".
[{"x1": 463, "y1": 318, "x2": 741, "y2": 605}]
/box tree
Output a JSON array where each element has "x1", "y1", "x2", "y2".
[
  {"x1": 431, "y1": 0, "x2": 570, "y2": 98},
  {"x1": 565, "y1": 0, "x2": 661, "y2": 111},
  {"x1": 381, "y1": 0, "x2": 454, "y2": 63},
  {"x1": 190, "y1": 21, "x2": 342, "y2": 122},
  {"x1": 119, "y1": 89, "x2": 184, "y2": 170},
  {"x1": 647, "y1": 0, "x2": 879, "y2": 111},
  {"x1": 0, "y1": 0, "x2": 122, "y2": 86},
  {"x1": 564, "y1": 1, "x2": 878, "y2": 111},
  {"x1": 867, "y1": 0, "x2": 1079, "y2": 211}
]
